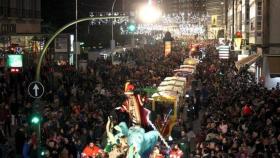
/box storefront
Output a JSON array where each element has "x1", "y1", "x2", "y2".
[{"x1": 263, "y1": 55, "x2": 280, "y2": 89}]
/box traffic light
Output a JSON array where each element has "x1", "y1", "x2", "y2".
[
  {"x1": 30, "y1": 113, "x2": 41, "y2": 125},
  {"x1": 127, "y1": 16, "x2": 137, "y2": 33},
  {"x1": 31, "y1": 116, "x2": 40, "y2": 124},
  {"x1": 127, "y1": 22, "x2": 137, "y2": 32},
  {"x1": 40, "y1": 148, "x2": 47, "y2": 157}
]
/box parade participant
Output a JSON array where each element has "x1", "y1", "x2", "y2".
[
  {"x1": 81, "y1": 142, "x2": 104, "y2": 158},
  {"x1": 149, "y1": 146, "x2": 164, "y2": 158},
  {"x1": 118, "y1": 81, "x2": 150, "y2": 127},
  {"x1": 170, "y1": 144, "x2": 183, "y2": 158}
]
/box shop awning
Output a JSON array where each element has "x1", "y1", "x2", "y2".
[
  {"x1": 267, "y1": 56, "x2": 280, "y2": 78},
  {"x1": 235, "y1": 52, "x2": 262, "y2": 70}
]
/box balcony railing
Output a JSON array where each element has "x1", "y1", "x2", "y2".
[{"x1": 0, "y1": 7, "x2": 41, "y2": 19}]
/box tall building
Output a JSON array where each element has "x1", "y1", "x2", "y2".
[
  {"x1": 226, "y1": 0, "x2": 280, "y2": 89},
  {"x1": 0, "y1": 0, "x2": 42, "y2": 52},
  {"x1": 206, "y1": 0, "x2": 226, "y2": 39},
  {"x1": 163, "y1": 0, "x2": 207, "y2": 15},
  {"x1": 0, "y1": 0, "x2": 41, "y2": 34},
  {"x1": 226, "y1": 0, "x2": 250, "y2": 42},
  {"x1": 261, "y1": 0, "x2": 280, "y2": 88}
]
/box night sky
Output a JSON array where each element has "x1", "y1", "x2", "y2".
[
  {"x1": 42, "y1": 0, "x2": 120, "y2": 28},
  {"x1": 41, "y1": 0, "x2": 125, "y2": 47}
]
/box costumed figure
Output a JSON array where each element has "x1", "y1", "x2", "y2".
[
  {"x1": 105, "y1": 82, "x2": 171, "y2": 157},
  {"x1": 126, "y1": 125, "x2": 159, "y2": 158},
  {"x1": 105, "y1": 117, "x2": 129, "y2": 157},
  {"x1": 149, "y1": 146, "x2": 164, "y2": 158},
  {"x1": 118, "y1": 81, "x2": 150, "y2": 127},
  {"x1": 105, "y1": 119, "x2": 159, "y2": 158}
]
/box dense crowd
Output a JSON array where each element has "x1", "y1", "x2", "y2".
[
  {"x1": 190, "y1": 47, "x2": 280, "y2": 158},
  {"x1": 0, "y1": 44, "x2": 186, "y2": 158},
  {"x1": 1, "y1": 41, "x2": 279, "y2": 158}
]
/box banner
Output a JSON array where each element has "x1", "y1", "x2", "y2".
[
  {"x1": 164, "y1": 41, "x2": 172, "y2": 57},
  {"x1": 234, "y1": 38, "x2": 242, "y2": 51},
  {"x1": 211, "y1": 15, "x2": 218, "y2": 27}
]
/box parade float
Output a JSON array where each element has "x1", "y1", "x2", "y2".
[
  {"x1": 104, "y1": 82, "x2": 170, "y2": 158},
  {"x1": 151, "y1": 77, "x2": 187, "y2": 137}
]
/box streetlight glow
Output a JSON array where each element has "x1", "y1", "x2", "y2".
[
  {"x1": 31, "y1": 116, "x2": 40, "y2": 124},
  {"x1": 128, "y1": 23, "x2": 137, "y2": 32},
  {"x1": 139, "y1": 4, "x2": 162, "y2": 23}
]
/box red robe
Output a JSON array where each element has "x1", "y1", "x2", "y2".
[{"x1": 121, "y1": 93, "x2": 150, "y2": 127}]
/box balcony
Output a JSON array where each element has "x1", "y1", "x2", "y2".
[{"x1": 0, "y1": 7, "x2": 41, "y2": 19}]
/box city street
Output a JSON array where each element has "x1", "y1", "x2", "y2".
[{"x1": 1, "y1": 0, "x2": 280, "y2": 158}]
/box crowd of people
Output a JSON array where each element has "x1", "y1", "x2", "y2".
[
  {"x1": 0, "y1": 40, "x2": 279, "y2": 158},
  {"x1": 189, "y1": 46, "x2": 280, "y2": 158},
  {"x1": 0, "y1": 43, "x2": 187, "y2": 158}
]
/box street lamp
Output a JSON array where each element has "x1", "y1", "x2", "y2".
[
  {"x1": 111, "y1": 0, "x2": 117, "y2": 50},
  {"x1": 30, "y1": 113, "x2": 42, "y2": 157},
  {"x1": 138, "y1": 2, "x2": 162, "y2": 23},
  {"x1": 75, "y1": 0, "x2": 78, "y2": 69}
]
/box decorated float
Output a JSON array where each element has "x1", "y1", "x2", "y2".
[
  {"x1": 103, "y1": 82, "x2": 170, "y2": 158},
  {"x1": 151, "y1": 77, "x2": 187, "y2": 138}
]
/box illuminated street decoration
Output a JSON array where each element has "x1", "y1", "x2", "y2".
[
  {"x1": 89, "y1": 12, "x2": 209, "y2": 37},
  {"x1": 179, "y1": 24, "x2": 205, "y2": 35},
  {"x1": 121, "y1": 23, "x2": 206, "y2": 37},
  {"x1": 89, "y1": 12, "x2": 129, "y2": 25}
]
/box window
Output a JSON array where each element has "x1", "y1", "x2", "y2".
[
  {"x1": 246, "y1": 3, "x2": 250, "y2": 24},
  {"x1": 256, "y1": 22, "x2": 262, "y2": 30},
  {"x1": 256, "y1": 1, "x2": 262, "y2": 31},
  {"x1": 250, "y1": 22, "x2": 254, "y2": 31},
  {"x1": 30, "y1": 0, "x2": 37, "y2": 18},
  {"x1": 1, "y1": 0, "x2": 9, "y2": 16},
  {"x1": 16, "y1": 0, "x2": 23, "y2": 17},
  {"x1": 246, "y1": 33, "x2": 249, "y2": 40},
  {"x1": 257, "y1": 2, "x2": 262, "y2": 16}
]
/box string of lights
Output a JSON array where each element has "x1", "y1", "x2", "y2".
[{"x1": 89, "y1": 11, "x2": 210, "y2": 36}]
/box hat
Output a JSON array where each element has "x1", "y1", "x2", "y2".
[{"x1": 124, "y1": 82, "x2": 135, "y2": 95}]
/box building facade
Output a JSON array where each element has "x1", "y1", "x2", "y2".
[
  {"x1": 225, "y1": 0, "x2": 280, "y2": 89},
  {"x1": 262, "y1": 0, "x2": 280, "y2": 88},
  {"x1": 163, "y1": 0, "x2": 207, "y2": 15},
  {"x1": 206, "y1": 0, "x2": 226, "y2": 39},
  {"x1": 0, "y1": 0, "x2": 41, "y2": 51},
  {"x1": 0, "y1": 0, "x2": 41, "y2": 35}
]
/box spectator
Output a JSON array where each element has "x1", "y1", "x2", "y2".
[
  {"x1": 170, "y1": 144, "x2": 184, "y2": 158},
  {"x1": 22, "y1": 137, "x2": 32, "y2": 158},
  {"x1": 81, "y1": 142, "x2": 103, "y2": 158}
]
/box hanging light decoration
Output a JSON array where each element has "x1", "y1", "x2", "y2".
[
  {"x1": 89, "y1": 12, "x2": 129, "y2": 25},
  {"x1": 89, "y1": 11, "x2": 209, "y2": 37}
]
